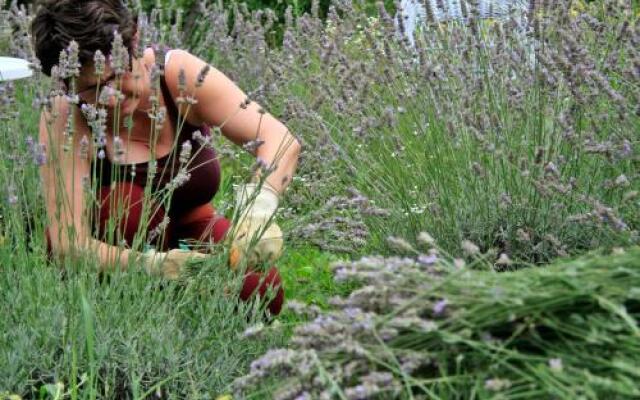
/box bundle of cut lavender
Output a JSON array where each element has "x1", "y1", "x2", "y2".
[{"x1": 234, "y1": 246, "x2": 640, "y2": 399}]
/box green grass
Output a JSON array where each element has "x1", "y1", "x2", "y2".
[{"x1": 278, "y1": 246, "x2": 354, "y2": 309}]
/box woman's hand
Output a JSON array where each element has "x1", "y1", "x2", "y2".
[
  {"x1": 229, "y1": 182, "x2": 284, "y2": 270},
  {"x1": 141, "y1": 249, "x2": 207, "y2": 280}
]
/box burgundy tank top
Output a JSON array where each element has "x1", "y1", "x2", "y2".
[{"x1": 92, "y1": 74, "x2": 221, "y2": 217}]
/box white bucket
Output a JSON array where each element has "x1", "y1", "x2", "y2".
[{"x1": 0, "y1": 56, "x2": 33, "y2": 82}]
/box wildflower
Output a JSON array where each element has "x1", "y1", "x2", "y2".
[
  {"x1": 432, "y1": 299, "x2": 448, "y2": 316},
  {"x1": 461, "y1": 240, "x2": 480, "y2": 255},
  {"x1": 93, "y1": 50, "x2": 106, "y2": 76},
  {"x1": 242, "y1": 322, "x2": 265, "y2": 338},
  {"x1": 196, "y1": 65, "x2": 211, "y2": 88},
  {"x1": 496, "y1": 253, "x2": 512, "y2": 266},
  {"x1": 418, "y1": 253, "x2": 438, "y2": 266},
  {"x1": 80, "y1": 103, "x2": 97, "y2": 122},
  {"x1": 148, "y1": 216, "x2": 170, "y2": 244},
  {"x1": 345, "y1": 381, "x2": 386, "y2": 400},
  {"x1": 381, "y1": 105, "x2": 397, "y2": 127},
  {"x1": 33, "y1": 144, "x2": 47, "y2": 166},
  {"x1": 386, "y1": 236, "x2": 415, "y2": 253},
  {"x1": 379, "y1": 327, "x2": 399, "y2": 341},
  {"x1": 499, "y1": 193, "x2": 512, "y2": 209},
  {"x1": 544, "y1": 161, "x2": 559, "y2": 178},
  {"x1": 57, "y1": 49, "x2": 69, "y2": 79},
  {"x1": 453, "y1": 258, "x2": 466, "y2": 269},
  {"x1": 286, "y1": 300, "x2": 321, "y2": 318},
  {"x1": 240, "y1": 98, "x2": 251, "y2": 109},
  {"x1": 95, "y1": 132, "x2": 107, "y2": 149},
  {"x1": 484, "y1": 378, "x2": 512, "y2": 391},
  {"x1": 471, "y1": 161, "x2": 485, "y2": 177},
  {"x1": 97, "y1": 149, "x2": 105, "y2": 160},
  {"x1": 98, "y1": 85, "x2": 115, "y2": 105},
  {"x1": 516, "y1": 228, "x2": 531, "y2": 242},
  {"x1": 248, "y1": 349, "x2": 312, "y2": 377},
  {"x1": 113, "y1": 136, "x2": 125, "y2": 163},
  {"x1": 179, "y1": 140, "x2": 192, "y2": 164},
  {"x1": 250, "y1": 157, "x2": 273, "y2": 176},
  {"x1": 617, "y1": 139, "x2": 632, "y2": 159},
  {"x1": 7, "y1": 186, "x2": 18, "y2": 205},
  {"x1": 79, "y1": 135, "x2": 89, "y2": 160},
  {"x1": 149, "y1": 63, "x2": 163, "y2": 83},
  {"x1": 147, "y1": 160, "x2": 157, "y2": 176},
  {"x1": 184, "y1": 96, "x2": 198, "y2": 106},
  {"x1": 417, "y1": 231, "x2": 435, "y2": 246},
  {"x1": 109, "y1": 31, "x2": 130, "y2": 75},
  {"x1": 191, "y1": 130, "x2": 209, "y2": 146},
  {"x1": 614, "y1": 174, "x2": 630, "y2": 188},
  {"x1": 623, "y1": 191, "x2": 638, "y2": 202},
  {"x1": 177, "y1": 68, "x2": 187, "y2": 92},
  {"x1": 549, "y1": 357, "x2": 563, "y2": 372},
  {"x1": 66, "y1": 40, "x2": 81, "y2": 78},
  {"x1": 151, "y1": 107, "x2": 167, "y2": 127},
  {"x1": 611, "y1": 247, "x2": 625, "y2": 255},
  {"x1": 399, "y1": 353, "x2": 429, "y2": 374},
  {"x1": 242, "y1": 139, "x2": 265, "y2": 153},
  {"x1": 166, "y1": 170, "x2": 191, "y2": 191},
  {"x1": 26, "y1": 136, "x2": 47, "y2": 166}
]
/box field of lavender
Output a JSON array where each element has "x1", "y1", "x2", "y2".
[{"x1": 1, "y1": 0, "x2": 639, "y2": 398}]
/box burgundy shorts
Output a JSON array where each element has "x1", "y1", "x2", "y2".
[{"x1": 46, "y1": 181, "x2": 284, "y2": 315}]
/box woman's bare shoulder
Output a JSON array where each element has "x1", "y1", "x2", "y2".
[{"x1": 141, "y1": 46, "x2": 193, "y2": 68}]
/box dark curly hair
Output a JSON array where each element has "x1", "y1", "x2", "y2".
[{"x1": 31, "y1": 0, "x2": 137, "y2": 76}]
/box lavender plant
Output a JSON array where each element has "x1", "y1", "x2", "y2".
[
  {"x1": 183, "y1": 0, "x2": 639, "y2": 264},
  {"x1": 0, "y1": 2, "x2": 293, "y2": 397},
  {"x1": 234, "y1": 243, "x2": 640, "y2": 399}
]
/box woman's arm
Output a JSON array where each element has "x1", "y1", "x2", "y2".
[
  {"x1": 39, "y1": 96, "x2": 135, "y2": 270},
  {"x1": 162, "y1": 50, "x2": 301, "y2": 194}
]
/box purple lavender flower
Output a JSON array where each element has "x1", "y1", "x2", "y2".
[
  {"x1": 179, "y1": 140, "x2": 192, "y2": 164},
  {"x1": 433, "y1": 299, "x2": 448, "y2": 316},
  {"x1": 418, "y1": 253, "x2": 438, "y2": 266},
  {"x1": 294, "y1": 393, "x2": 312, "y2": 400},
  {"x1": 33, "y1": 145, "x2": 47, "y2": 166}
]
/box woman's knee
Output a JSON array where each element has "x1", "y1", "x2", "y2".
[
  {"x1": 240, "y1": 266, "x2": 285, "y2": 316},
  {"x1": 172, "y1": 203, "x2": 231, "y2": 246}
]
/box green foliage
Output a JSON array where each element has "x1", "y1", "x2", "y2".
[
  {"x1": 135, "y1": 0, "x2": 396, "y2": 49},
  {"x1": 137, "y1": 0, "x2": 395, "y2": 18},
  {"x1": 0, "y1": 252, "x2": 288, "y2": 397}
]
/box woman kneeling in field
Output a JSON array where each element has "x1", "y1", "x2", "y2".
[{"x1": 31, "y1": 0, "x2": 301, "y2": 315}]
